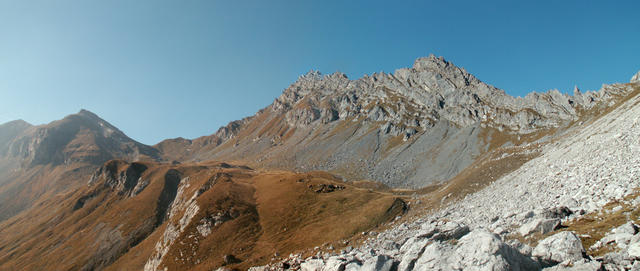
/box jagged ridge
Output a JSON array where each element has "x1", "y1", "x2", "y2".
[{"x1": 160, "y1": 55, "x2": 635, "y2": 188}]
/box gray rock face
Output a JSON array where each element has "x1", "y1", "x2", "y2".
[
  {"x1": 299, "y1": 258, "x2": 325, "y2": 271},
  {"x1": 542, "y1": 207, "x2": 573, "y2": 219},
  {"x1": 273, "y1": 55, "x2": 609, "y2": 133},
  {"x1": 0, "y1": 119, "x2": 32, "y2": 157},
  {"x1": 430, "y1": 90, "x2": 640, "y2": 231},
  {"x1": 91, "y1": 161, "x2": 149, "y2": 196},
  {"x1": 397, "y1": 237, "x2": 430, "y2": 271},
  {"x1": 628, "y1": 242, "x2": 640, "y2": 259},
  {"x1": 449, "y1": 229, "x2": 540, "y2": 271},
  {"x1": 532, "y1": 232, "x2": 585, "y2": 265},
  {"x1": 360, "y1": 255, "x2": 396, "y2": 271},
  {"x1": 607, "y1": 222, "x2": 637, "y2": 249},
  {"x1": 417, "y1": 220, "x2": 470, "y2": 241},
  {"x1": 412, "y1": 241, "x2": 452, "y2": 270},
  {"x1": 392, "y1": 229, "x2": 539, "y2": 271},
  {"x1": 519, "y1": 218, "x2": 561, "y2": 237}
]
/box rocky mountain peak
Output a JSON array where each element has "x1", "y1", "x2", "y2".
[
  {"x1": 632, "y1": 70, "x2": 640, "y2": 83},
  {"x1": 65, "y1": 109, "x2": 126, "y2": 139},
  {"x1": 297, "y1": 70, "x2": 348, "y2": 82},
  {"x1": 297, "y1": 70, "x2": 323, "y2": 82},
  {"x1": 0, "y1": 119, "x2": 32, "y2": 128},
  {"x1": 217, "y1": 55, "x2": 639, "y2": 151},
  {"x1": 77, "y1": 108, "x2": 99, "y2": 117},
  {"x1": 573, "y1": 85, "x2": 581, "y2": 95},
  {"x1": 1, "y1": 110, "x2": 158, "y2": 167},
  {"x1": 405, "y1": 54, "x2": 479, "y2": 87},
  {"x1": 159, "y1": 55, "x2": 637, "y2": 188},
  {"x1": 412, "y1": 54, "x2": 449, "y2": 70},
  {"x1": 276, "y1": 55, "x2": 608, "y2": 132}
]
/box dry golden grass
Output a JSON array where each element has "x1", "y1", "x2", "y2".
[{"x1": 0, "y1": 160, "x2": 405, "y2": 271}]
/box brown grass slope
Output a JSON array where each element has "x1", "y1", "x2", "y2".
[{"x1": 0, "y1": 160, "x2": 405, "y2": 271}]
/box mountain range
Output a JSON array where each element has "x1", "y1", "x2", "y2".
[{"x1": 0, "y1": 55, "x2": 639, "y2": 270}]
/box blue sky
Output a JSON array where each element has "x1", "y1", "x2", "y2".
[{"x1": 1, "y1": 1, "x2": 639, "y2": 144}]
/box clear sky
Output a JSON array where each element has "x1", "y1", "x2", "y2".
[{"x1": 1, "y1": 1, "x2": 639, "y2": 144}]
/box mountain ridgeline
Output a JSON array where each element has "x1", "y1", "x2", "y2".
[
  {"x1": 156, "y1": 55, "x2": 634, "y2": 187},
  {"x1": 0, "y1": 55, "x2": 636, "y2": 220},
  {"x1": 0, "y1": 55, "x2": 638, "y2": 271}
]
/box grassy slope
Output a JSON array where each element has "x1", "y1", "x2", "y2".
[{"x1": 0, "y1": 161, "x2": 406, "y2": 271}]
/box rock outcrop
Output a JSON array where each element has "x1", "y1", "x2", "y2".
[
  {"x1": 518, "y1": 218, "x2": 561, "y2": 237},
  {"x1": 532, "y1": 231, "x2": 586, "y2": 266},
  {"x1": 144, "y1": 175, "x2": 196, "y2": 271}
]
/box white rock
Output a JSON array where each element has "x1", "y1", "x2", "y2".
[
  {"x1": 541, "y1": 259, "x2": 602, "y2": 270},
  {"x1": 599, "y1": 222, "x2": 639, "y2": 249},
  {"x1": 533, "y1": 232, "x2": 585, "y2": 264},
  {"x1": 519, "y1": 218, "x2": 561, "y2": 236},
  {"x1": 413, "y1": 241, "x2": 450, "y2": 270},
  {"x1": 322, "y1": 256, "x2": 347, "y2": 271},
  {"x1": 450, "y1": 229, "x2": 539, "y2": 271},
  {"x1": 300, "y1": 258, "x2": 326, "y2": 271},
  {"x1": 397, "y1": 237, "x2": 429, "y2": 271},
  {"x1": 627, "y1": 242, "x2": 640, "y2": 258},
  {"x1": 360, "y1": 255, "x2": 395, "y2": 271}
]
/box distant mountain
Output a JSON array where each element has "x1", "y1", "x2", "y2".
[
  {"x1": 0, "y1": 109, "x2": 159, "y2": 221},
  {"x1": 158, "y1": 55, "x2": 633, "y2": 188},
  {"x1": 0, "y1": 119, "x2": 32, "y2": 155},
  {"x1": 1, "y1": 109, "x2": 158, "y2": 167}
]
